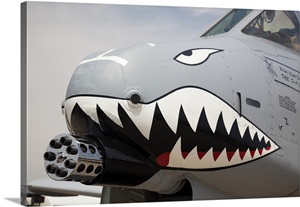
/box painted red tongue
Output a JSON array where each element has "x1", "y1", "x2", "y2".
[
  {"x1": 156, "y1": 148, "x2": 267, "y2": 167},
  {"x1": 156, "y1": 150, "x2": 241, "y2": 167},
  {"x1": 182, "y1": 152, "x2": 208, "y2": 160},
  {"x1": 182, "y1": 152, "x2": 189, "y2": 159},
  {"x1": 250, "y1": 150, "x2": 256, "y2": 158},
  {"x1": 156, "y1": 153, "x2": 170, "y2": 167},
  {"x1": 213, "y1": 151, "x2": 222, "y2": 161},
  {"x1": 239, "y1": 151, "x2": 246, "y2": 160},
  {"x1": 174, "y1": 151, "x2": 232, "y2": 162},
  {"x1": 226, "y1": 151, "x2": 236, "y2": 161}
]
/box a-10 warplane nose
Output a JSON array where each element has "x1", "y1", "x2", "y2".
[
  {"x1": 63, "y1": 41, "x2": 279, "y2": 169},
  {"x1": 46, "y1": 40, "x2": 279, "y2": 187}
]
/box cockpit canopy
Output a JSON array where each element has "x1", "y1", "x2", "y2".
[
  {"x1": 202, "y1": 9, "x2": 300, "y2": 52},
  {"x1": 202, "y1": 9, "x2": 253, "y2": 37}
]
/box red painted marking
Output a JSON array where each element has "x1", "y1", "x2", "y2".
[
  {"x1": 198, "y1": 151, "x2": 207, "y2": 160},
  {"x1": 226, "y1": 151, "x2": 235, "y2": 161},
  {"x1": 250, "y1": 150, "x2": 256, "y2": 158},
  {"x1": 265, "y1": 145, "x2": 271, "y2": 151},
  {"x1": 239, "y1": 151, "x2": 246, "y2": 160},
  {"x1": 182, "y1": 152, "x2": 189, "y2": 159},
  {"x1": 156, "y1": 153, "x2": 170, "y2": 167},
  {"x1": 258, "y1": 149, "x2": 263, "y2": 155},
  {"x1": 213, "y1": 152, "x2": 221, "y2": 161}
]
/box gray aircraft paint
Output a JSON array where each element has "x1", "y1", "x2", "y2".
[{"x1": 49, "y1": 9, "x2": 300, "y2": 199}]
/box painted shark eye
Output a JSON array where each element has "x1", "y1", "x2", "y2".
[{"x1": 174, "y1": 48, "x2": 222, "y2": 66}]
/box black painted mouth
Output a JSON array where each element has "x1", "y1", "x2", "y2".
[
  {"x1": 69, "y1": 94, "x2": 278, "y2": 170},
  {"x1": 97, "y1": 103, "x2": 273, "y2": 167}
]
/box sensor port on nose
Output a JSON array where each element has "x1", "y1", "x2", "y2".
[
  {"x1": 130, "y1": 93, "x2": 141, "y2": 105},
  {"x1": 123, "y1": 87, "x2": 144, "y2": 109}
]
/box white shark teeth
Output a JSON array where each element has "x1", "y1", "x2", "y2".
[
  {"x1": 168, "y1": 137, "x2": 184, "y2": 166},
  {"x1": 157, "y1": 99, "x2": 182, "y2": 134},
  {"x1": 65, "y1": 97, "x2": 122, "y2": 127},
  {"x1": 156, "y1": 88, "x2": 245, "y2": 136},
  {"x1": 66, "y1": 87, "x2": 278, "y2": 170},
  {"x1": 118, "y1": 101, "x2": 156, "y2": 139},
  {"x1": 66, "y1": 88, "x2": 274, "y2": 146},
  {"x1": 167, "y1": 138, "x2": 275, "y2": 169}
]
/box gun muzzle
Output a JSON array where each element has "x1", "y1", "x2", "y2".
[
  {"x1": 44, "y1": 133, "x2": 158, "y2": 186},
  {"x1": 44, "y1": 134, "x2": 103, "y2": 183}
]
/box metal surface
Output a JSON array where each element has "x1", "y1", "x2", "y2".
[{"x1": 44, "y1": 134, "x2": 103, "y2": 183}]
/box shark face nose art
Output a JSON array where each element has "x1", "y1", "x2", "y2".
[
  {"x1": 61, "y1": 45, "x2": 280, "y2": 171},
  {"x1": 65, "y1": 87, "x2": 279, "y2": 170},
  {"x1": 42, "y1": 8, "x2": 300, "y2": 200}
]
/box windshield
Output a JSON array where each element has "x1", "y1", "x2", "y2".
[
  {"x1": 202, "y1": 9, "x2": 253, "y2": 37},
  {"x1": 242, "y1": 10, "x2": 300, "y2": 52}
]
